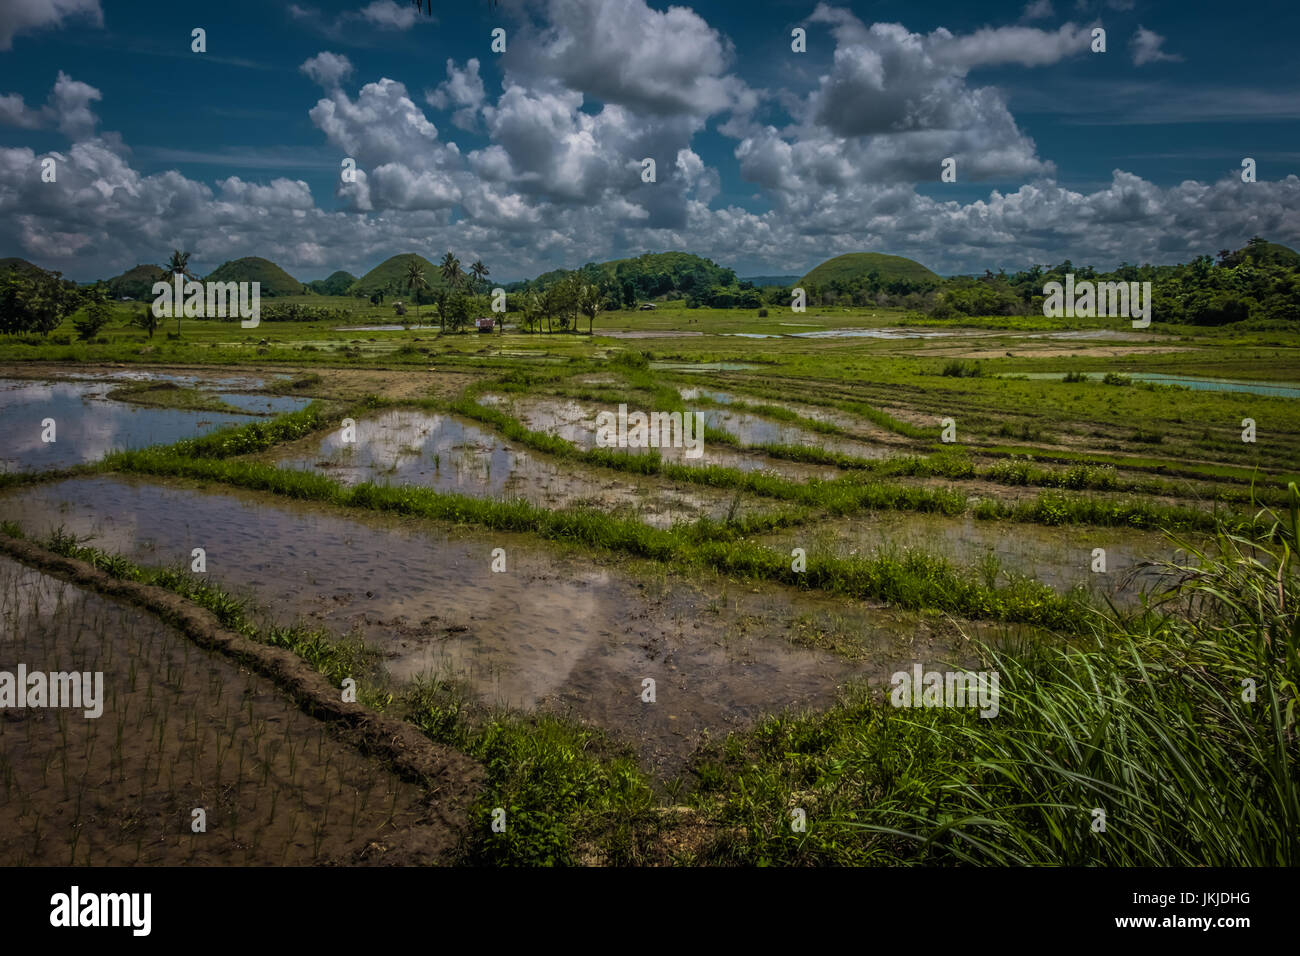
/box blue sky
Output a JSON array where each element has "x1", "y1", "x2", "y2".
[{"x1": 1, "y1": 0, "x2": 1297, "y2": 282}]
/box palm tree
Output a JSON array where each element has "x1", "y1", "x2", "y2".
[
  {"x1": 438, "y1": 252, "x2": 464, "y2": 333},
  {"x1": 439, "y1": 252, "x2": 463, "y2": 290},
  {"x1": 579, "y1": 281, "x2": 603, "y2": 335},
  {"x1": 404, "y1": 257, "x2": 429, "y2": 319},
  {"x1": 162, "y1": 249, "x2": 194, "y2": 279},
  {"x1": 469, "y1": 259, "x2": 489, "y2": 292},
  {"x1": 411, "y1": 1, "x2": 497, "y2": 13},
  {"x1": 521, "y1": 290, "x2": 540, "y2": 333},
  {"x1": 159, "y1": 249, "x2": 194, "y2": 335}
]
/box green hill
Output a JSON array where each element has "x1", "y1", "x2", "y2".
[
  {"x1": 105, "y1": 264, "x2": 164, "y2": 300},
  {"x1": 1222, "y1": 239, "x2": 1300, "y2": 270},
  {"x1": 800, "y1": 253, "x2": 939, "y2": 288},
  {"x1": 0, "y1": 257, "x2": 45, "y2": 276},
  {"x1": 307, "y1": 270, "x2": 358, "y2": 296},
  {"x1": 349, "y1": 254, "x2": 446, "y2": 302},
  {"x1": 204, "y1": 257, "x2": 302, "y2": 296}
]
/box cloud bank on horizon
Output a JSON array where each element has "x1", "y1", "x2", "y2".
[{"x1": 0, "y1": 0, "x2": 1297, "y2": 282}]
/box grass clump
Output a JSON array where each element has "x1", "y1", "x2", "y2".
[{"x1": 690, "y1": 487, "x2": 1300, "y2": 866}]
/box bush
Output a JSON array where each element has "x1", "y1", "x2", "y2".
[
  {"x1": 72, "y1": 304, "x2": 111, "y2": 341},
  {"x1": 610, "y1": 349, "x2": 650, "y2": 370},
  {"x1": 941, "y1": 359, "x2": 983, "y2": 378}
]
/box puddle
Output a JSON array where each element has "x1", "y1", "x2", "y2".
[
  {"x1": 649, "y1": 362, "x2": 762, "y2": 372},
  {"x1": 477, "y1": 394, "x2": 838, "y2": 479},
  {"x1": 756, "y1": 512, "x2": 1189, "y2": 605},
  {"x1": 49, "y1": 368, "x2": 288, "y2": 390},
  {"x1": 699, "y1": 407, "x2": 889, "y2": 459},
  {"x1": 678, "y1": 387, "x2": 898, "y2": 446},
  {"x1": 749, "y1": 327, "x2": 960, "y2": 340},
  {"x1": 1016, "y1": 330, "x2": 1152, "y2": 341},
  {"x1": 214, "y1": 392, "x2": 312, "y2": 415},
  {"x1": 269, "y1": 408, "x2": 741, "y2": 528},
  {"x1": 0, "y1": 476, "x2": 992, "y2": 775},
  {"x1": 1001, "y1": 372, "x2": 1300, "y2": 398},
  {"x1": 678, "y1": 387, "x2": 735, "y2": 405},
  {"x1": 0, "y1": 379, "x2": 256, "y2": 472}
]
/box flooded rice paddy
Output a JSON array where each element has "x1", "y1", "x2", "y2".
[
  {"x1": 756, "y1": 512, "x2": 1187, "y2": 606},
  {"x1": 0, "y1": 476, "x2": 996, "y2": 774},
  {"x1": 1003, "y1": 371, "x2": 1300, "y2": 398},
  {"x1": 0, "y1": 555, "x2": 442, "y2": 865},
  {"x1": 1, "y1": 378, "x2": 255, "y2": 471},
  {"x1": 268, "y1": 408, "x2": 740, "y2": 527},
  {"x1": 476, "y1": 392, "x2": 848, "y2": 478}
]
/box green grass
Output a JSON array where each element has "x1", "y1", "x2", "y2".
[
  {"x1": 688, "y1": 488, "x2": 1300, "y2": 865},
  {"x1": 105, "y1": 381, "x2": 254, "y2": 415}
]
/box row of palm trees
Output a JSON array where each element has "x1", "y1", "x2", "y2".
[
  {"x1": 403, "y1": 252, "x2": 491, "y2": 330},
  {"x1": 516, "y1": 272, "x2": 604, "y2": 335}
]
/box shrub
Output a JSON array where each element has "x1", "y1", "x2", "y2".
[
  {"x1": 610, "y1": 349, "x2": 650, "y2": 370},
  {"x1": 941, "y1": 359, "x2": 983, "y2": 378}
]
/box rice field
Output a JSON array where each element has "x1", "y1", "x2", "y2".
[{"x1": 1, "y1": 301, "x2": 1296, "y2": 866}]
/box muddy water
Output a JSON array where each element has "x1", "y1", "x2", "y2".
[
  {"x1": 679, "y1": 386, "x2": 885, "y2": 436},
  {"x1": 269, "y1": 408, "x2": 739, "y2": 528},
  {"x1": 677, "y1": 387, "x2": 894, "y2": 456},
  {"x1": 212, "y1": 392, "x2": 311, "y2": 415},
  {"x1": 58, "y1": 368, "x2": 283, "y2": 390},
  {"x1": 702, "y1": 407, "x2": 889, "y2": 459},
  {"x1": 757, "y1": 512, "x2": 1186, "y2": 604},
  {"x1": 477, "y1": 393, "x2": 838, "y2": 481},
  {"x1": 0, "y1": 379, "x2": 254, "y2": 472},
  {"x1": 0, "y1": 477, "x2": 988, "y2": 775},
  {"x1": 0, "y1": 556, "x2": 444, "y2": 865}
]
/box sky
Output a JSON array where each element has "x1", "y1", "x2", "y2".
[{"x1": 1, "y1": 0, "x2": 1298, "y2": 282}]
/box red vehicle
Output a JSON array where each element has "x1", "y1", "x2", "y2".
[{"x1": 475, "y1": 317, "x2": 495, "y2": 332}]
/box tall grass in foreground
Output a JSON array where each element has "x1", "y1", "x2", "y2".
[{"x1": 696, "y1": 488, "x2": 1300, "y2": 865}]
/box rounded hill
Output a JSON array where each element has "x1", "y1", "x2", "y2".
[
  {"x1": 204, "y1": 257, "x2": 302, "y2": 296},
  {"x1": 799, "y1": 253, "x2": 939, "y2": 287}
]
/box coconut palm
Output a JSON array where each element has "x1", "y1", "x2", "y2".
[
  {"x1": 404, "y1": 257, "x2": 429, "y2": 319},
  {"x1": 469, "y1": 259, "x2": 489, "y2": 292},
  {"x1": 437, "y1": 252, "x2": 465, "y2": 332},
  {"x1": 439, "y1": 252, "x2": 463, "y2": 290},
  {"x1": 521, "y1": 290, "x2": 542, "y2": 333},
  {"x1": 579, "y1": 281, "x2": 603, "y2": 335},
  {"x1": 411, "y1": 1, "x2": 497, "y2": 13},
  {"x1": 158, "y1": 249, "x2": 194, "y2": 335}
]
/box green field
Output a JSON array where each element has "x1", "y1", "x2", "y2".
[{"x1": 1, "y1": 292, "x2": 1297, "y2": 867}]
